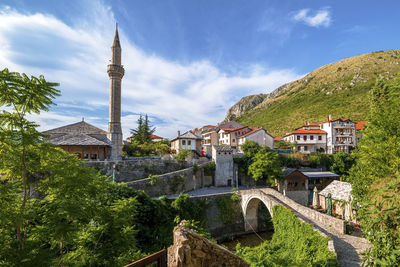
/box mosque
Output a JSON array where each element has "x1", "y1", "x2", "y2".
[{"x1": 43, "y1": 27, "x2": 124, "y2": 160}]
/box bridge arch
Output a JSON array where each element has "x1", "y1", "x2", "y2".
[{"x1": 242, "y1": 195, "x2": 274, "y2": 232}]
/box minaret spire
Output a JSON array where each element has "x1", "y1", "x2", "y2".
[{"x1": 107, "y1": 23, "x2": 124, "y2": 160}]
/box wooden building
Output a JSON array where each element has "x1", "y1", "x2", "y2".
[{"x1": 43, "y1": 121, "x2": 111, "y2": 160}]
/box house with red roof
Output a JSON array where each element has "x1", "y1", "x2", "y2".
[
  {"x1": 281, "y1": 122, "x2": 327, "y2": 153},
  {"x1": 237, "y1": 127, "x2": 274, "y2": 151}
]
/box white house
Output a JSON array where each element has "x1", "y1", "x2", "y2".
[
  {"x1": 171, "y1": 131, "x2": 203, "y2": 154},
  {"x1": 237, "y1": 127, "x2": 274, "y2": 150},
  {"x1": 281, "y1": 123, "x2": 327, "y2": 153},
  {"x1": 320, "y1": 116, "x2": 356, "y2": 154}
]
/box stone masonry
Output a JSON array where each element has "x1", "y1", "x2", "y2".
[
  {"x1": 107, "y1": 25, "x2": 124, "y2": 160},
  {"x1": 168, "y1": 221, "x2": 249, "y2": 267},
  {"x1": 212, "y1": 145, "x2": 234, "y2": 187}
]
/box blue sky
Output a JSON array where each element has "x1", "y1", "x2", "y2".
[{"x1": 0, "y1": 1, "x2": 399, "y2": 138}]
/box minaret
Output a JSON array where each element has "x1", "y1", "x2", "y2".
[{"x1": 107, "y1": 24, "x2": 124, "y2": 160}]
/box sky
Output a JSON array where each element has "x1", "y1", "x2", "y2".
[{"x1": 1, "y1": 0, "x2": 400, "y2": 138}]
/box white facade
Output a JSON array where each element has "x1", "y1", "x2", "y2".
[
  {"x1": 281, "y1": 127, "x2": 327, "y2": 153},
  {"x1": 218, "y1": 127, "x2": 252, "y2": 149},
  {"x1": 320, "y1": 119, "x2": 356, "y2": 154},
  {"x1": 238, "y1": 128, "x2": 274, "y2": 150}
]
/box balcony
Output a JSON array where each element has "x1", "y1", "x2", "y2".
[{"x1": 333, "y1": 123, "x2": 354, "y2": 128}]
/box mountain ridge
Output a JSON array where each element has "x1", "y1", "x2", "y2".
[{"x1": 225, "y1": 50, "x2": 400, "y2": 136}]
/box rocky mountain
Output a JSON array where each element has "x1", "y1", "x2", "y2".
[
  {"x1": 226, "y1": 50, "x2": 400, "y2": 136},
  {"x1": 225, "y1": 94, "x2": 267, "y2": 121}
]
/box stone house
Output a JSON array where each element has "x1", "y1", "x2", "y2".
[
  {"x1": 199, "y1": 125, "x2": 219, "y2": 156},
  {"x1": 318, "y1": 180, "x2": 354, "y2": 221},
  {"x1": 43, "y1": 120, "x2": 111, "y2": 160},
  {"x1": 217, "y1": 126, "x2": 253, "y2": 150},
  {"x1": 171, "y1": 131, "x2": 203, "y2": 154},
  {"x1": 278, "y1": 169, "x2": 309, "y2": 205},
  {"x1": 279, "y1": 168, "x2": 340, "y2": 205},
  {"x1": 237, "y1": 127, "x2": 274, "y2": 150},
  {"x1": 320, "y1": 115, "x2": 357, "y2": 154}
]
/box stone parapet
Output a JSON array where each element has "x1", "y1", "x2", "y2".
[{"x1": 168, "y1": 221, "x2": 249, "y2": 267}]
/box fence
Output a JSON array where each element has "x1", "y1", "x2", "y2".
[{"x1": 124, "y1": 248, "x2": 167, "y2": 267}]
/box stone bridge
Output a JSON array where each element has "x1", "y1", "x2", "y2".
[{"x1": 239, "y1": 188, "x2": 346, "y2": 234}]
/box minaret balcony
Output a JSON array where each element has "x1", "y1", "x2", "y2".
[{"x1": 107, "y1": 64, "x2": 125, "y2": 76}]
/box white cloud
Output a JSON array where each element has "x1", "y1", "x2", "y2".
[
  {"x1": 293, "y1": 8, "x2": 331, "y2": 28},
  {"x1": 0, "y1": 4, "x2": 303, "y2": 139}
]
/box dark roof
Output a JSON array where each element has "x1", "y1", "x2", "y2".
[
  {"x1": 43, "y1": 121, "x2": 111, "y2": 146},
  {"x1": 301, "y1": 171, "x2": 340, "y2": 178},
  {"x1": 43, "y1": 121, "x2": 108, "y2": 135},
  {"x1": 171, "y1": 131, "x2": 203, "y2": 142},
  {"x1": 212, "y1": 145, "x2": 233, "y2": 152},
  {"x1": 112, "y1": 26, "x2": 121, "y2": 48}
]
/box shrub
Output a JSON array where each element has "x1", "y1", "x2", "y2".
[{"x1": 236, "y1": 205, "x2": 338, "y2": 266}]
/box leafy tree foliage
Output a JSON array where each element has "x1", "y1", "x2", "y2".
[
  {"x1": 308, "y1": 152, "x2": 333, "y2": 170},
  {"x1": 330, "y1": 151, "x2": 355, "y2": 177},
  {"x1": 0, "y1": 69, "x2": 211, "y2": 266},
  {"x1": 236, "y1": 205, "x2": 338, "y2": 266},
  {"x1": 348, "y1": 78, "x2": 400, "y2": 265},
  {"x1": 241, "y1": 139, "x2": 262, "y2": 158},
  {"x1": 248, "y1": 149, "x2": 282, "y2": 182},
  {"x1": 175, "y1": 149, "x2": 191, "y2": 161}
]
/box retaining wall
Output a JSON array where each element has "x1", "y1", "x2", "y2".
[
  {"x1": 85, "y1": 157, "x2": 190, "y2": 182},
  {"x1": 126, "y1": 162, "x2": 213, "y2": 197}
]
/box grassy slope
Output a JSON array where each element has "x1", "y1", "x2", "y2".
[{"x1": 236, "y1": 50, "x2": 400, "y2": 136}]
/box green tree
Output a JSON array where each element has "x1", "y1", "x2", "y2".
[
  {"x1": 0, "y1": 68, "x2": 60, "y2": 260},
  {"x1": 348, "y1": 78, "x2": 400, "y2": 265},
  {"x1": 248, "y1": 149, "x2": 282, "y2": 182},
  {"x1": 330, "y1": 151, "x2": 355, "y2": 176},
  {"x1": 241, "y1": 139, "x2": 262, "y2": 158},
  {"x1": 130, "y1": 114, "x2": 155, "y2": 144}
]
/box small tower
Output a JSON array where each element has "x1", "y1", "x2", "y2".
[{"x1": 107, "y1": 24, "x2": 124, "y2": 160}]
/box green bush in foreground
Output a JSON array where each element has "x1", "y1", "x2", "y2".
[{"x1": 236, "y1": 205, "x2": 338, "y2": 267}]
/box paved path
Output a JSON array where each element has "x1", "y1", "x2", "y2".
[
  {"x1": 166, "y1": 186, "x2": 372, "y2": 266},
  {"x1": 297, "y1": 211, "x2": 371, "y2": 267}
]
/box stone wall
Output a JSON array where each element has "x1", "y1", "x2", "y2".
[
  {"x1": 259, "y1": 188, "x2": 346, "y2": 234},
  {"x1": 85, "y1": 156, "x2": 190, "y2": 182},
  {"x1": 126, "y1": 163, "x2": 213, "y2": 197},
  {"x1": 285, "y1": 190, "x2": 309, "y2": 206},
  {"x1": 168, "y1": 221, "x2": 249, "y2": 267}
]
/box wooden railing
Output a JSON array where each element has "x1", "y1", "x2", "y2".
[{"x1": 124, "y1": 248, "x2": 167, "y2": 267}]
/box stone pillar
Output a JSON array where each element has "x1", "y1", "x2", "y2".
[
  {"x1": 107, "y1": 25, "x2": 124, "y2": 160},
  {"x1": 312, "y1": 187, "x2": 319, "y2": 208}
]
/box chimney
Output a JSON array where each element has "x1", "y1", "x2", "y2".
[
  {"x1": 328, "y1": 114, "x2": 332, "y2": 121},
  {"x1": 177, "y1": 130, "x2": 180, "y2": 137}
]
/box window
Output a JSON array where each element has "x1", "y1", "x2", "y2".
[
  {"x1": 188, "y1": 140, "x2": 191, "y2": 145},
  {"x1": 233, "y1": 139, "x2": 236, "y2": 143},
  {"x1": 318, "y1": 136, "x2": 322, "y2": 140},
  {"x1": 310, "y1": 135, "x2": 314, "y2": 140},
  {"x1": 304, "y1": 146, "x2": 308, "y2": 151},
  {"x1": 182, "y1": 140, "x2": 186, "y2": 145},
  {"x1": 90, "y1": 154, "x2": 97, "y2": 160},
  {"x1": 297, "y1": 146, "x2": 301, "y2": 151},
  {"x1": 297, "y1": 135, "x2": 300, "y2": 140},
  {"x1": 303, "y1": 135, "x2": 307, "y2": 141},
  {"x1": 83, "y1": 153, "x2": 89, "y2": 159}
]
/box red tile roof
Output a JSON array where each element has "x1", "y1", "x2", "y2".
[
  {"x1": 285, "y1": 129, "x2": 327, "y2": 136},
  {"x1": 274, "y1": 136, "x2": 283, "y2": 141},
  {"x1": 239, "y1": 128, "x2": 260, "y2": 138},
  {"x1": 356, "y1": 121, "x2": 367, "y2": 131}
]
